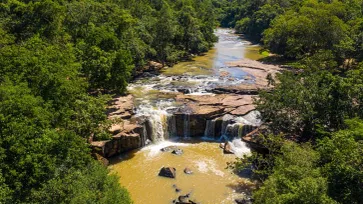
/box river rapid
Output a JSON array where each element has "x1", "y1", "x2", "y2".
[{"x1": 109, "y1": 29, "x2": 264, "y2": 204}]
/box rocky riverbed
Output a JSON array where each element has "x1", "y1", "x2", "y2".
[{"x1": 92, "y1": 28, "x2": 282, "y2": 204}]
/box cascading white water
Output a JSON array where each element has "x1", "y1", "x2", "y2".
[
  {"x1": 221, "y1": 114, "x2": 234, "y2": 136},
  {"x1": 135, "y1": 101, "x2": 175, "y2": 142},
  {"x1": 204, "y1": 119, "x2": 217, "y2": 138},
  {"x1": 227, "y1": 138, "x2": 251, "y2": 158},
  {"x1": 235, "y1": 110, "x2": 262, "y2": 126}
]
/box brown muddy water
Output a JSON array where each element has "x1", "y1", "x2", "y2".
[{"x1": 109, "y1": 139, "x2": 254, "y2": 204}]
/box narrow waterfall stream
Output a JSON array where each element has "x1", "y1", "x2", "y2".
[{"x1": 109, "y1": 29, "x2": 264, "y2": 204}]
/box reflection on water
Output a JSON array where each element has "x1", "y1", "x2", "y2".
[
  {"x1": 163, "y1": 29, "x2": 263, "y2": 76},
  {"x1": 110, "y1": 139, "x2": 253, "y2": 204}
]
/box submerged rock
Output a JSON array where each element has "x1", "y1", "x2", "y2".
[
  {"x1": 223, "y1": 142, "x2": 234, "y2": 154},
  {"x1": 161, "y1": 146, "x2": 179, "y2": 152},
  {"x1": 172, "y1": 184, "x2": 181, "y2": 193},
  {"x1": 175, "y1": 193, "x2": 197, "y2": 204},
  {"x1": 184, "y1": 168, "x2": 193, "y2": 174},
  {"x1": 172, "y1": 149, "x2": 184, "y2": 155},
  {"x1": 159, "y1": 167, "x2": 176, "y2": 178},
  {"x1": 178, "y1": 194, "x2": 190, "y2": 203}
]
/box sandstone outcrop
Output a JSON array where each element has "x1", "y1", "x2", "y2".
[
  {"x1": 107, "y1": 95, "x2": 134, "y2": 120},
  {"x1": 91, "y1": 95, "x2": 148, "y2": 158},
  {"x1": 173, "y1": 94, "x2": 257, "y2": 137}
]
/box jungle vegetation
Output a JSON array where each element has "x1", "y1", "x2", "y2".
[
  {"x1": 0, "y1": 0, "x2": 216, "y2": 202},
  {"x1": 219, "y1": 0, "x2": 363, "y2": 203}
]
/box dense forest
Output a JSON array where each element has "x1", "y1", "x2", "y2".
[
  {"x1": 218, "y1": 0, "x2": 363, "y2": 203},
  {"x1": 1, "y1": 0, "x2": 363, "y2": 203},
  {"x1": 0, "y1": 0, "x2": 216, "y2": 203}
]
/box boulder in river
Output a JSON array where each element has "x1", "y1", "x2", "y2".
[
  {"x1": 159, "y1": 167, "x2": 176, "y2": 178},
  {"x1": 172, "y1": 149, "x2": 184, "y2": 155},
  {"x1": 178, "y1": 194, "x2": 190, "y2": 203},
  {"x1": 161, "y1": 146, "x2": 179, "y2": 152},
  {"x1": 184, "y1": 168, "x2": 193, "y2": 174},
  {"x1": 175, "y1": 193, "x2": 197, "y2": 204},
  {"x1": 223, "y1": 142, "x2": 234, "y2": 154}
]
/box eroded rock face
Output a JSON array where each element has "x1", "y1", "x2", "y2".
[
  {"x1": 159, "y1": 167, "x2": 176, "y2": 178},
  {"x1": 107, "y1": 95, "x2": 134, "y2": 120},
  {"x1": 91, "y1": 120, "x2": 146, "y2": 158}
]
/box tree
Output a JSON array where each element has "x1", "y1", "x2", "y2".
[
  {"x1": 152, "y1": 1, "x2": 177, "y2": 65},
  {"x1": 318, "y1": 119, "x2": 363, "y2": 204},
  {"x1": 253, "y1": 142, "x2": 335, "y2": 204}
]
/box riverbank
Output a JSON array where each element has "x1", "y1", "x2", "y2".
[
  {"x1": 90, "y1": 29, "x2": 283, "y2": 160},
  {"x1": 91, "y1": 28, "x2": 283, "y2": 204}
]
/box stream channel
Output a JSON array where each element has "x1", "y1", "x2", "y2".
[{"x1": 109, "y1": 29, "x2": 264, "y2": 204}]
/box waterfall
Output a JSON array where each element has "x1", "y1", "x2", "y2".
[
  {"x1": 221, "y1": 114, "x2": 234, "y2": 136},
  {"x1": 224, "y1": 123, "x2": 242, "y2": 139},
  {"x1": 238, "y1": 124, "x2": 244, "y2": 138},
  {"x1": 183, "y1": 114, "x2": 191, "y2": 137},
  {"x1": 229, "y1": 138, "x2": 251, "y2": 158},
  {"x1": 235, "y1": 111, "x2": 262, "y2": 126},
  {"x1": 148, "y1": 113, "x2": 166, "y2": 142},
  {"x1": 139, "y1": 123, "x2": 149, "y2": 146},
  {"x1": 135, "y1": 104, "x2": 170, "y2": 142},
  {"x1": 204, "y1": 119, "x2": 216, "y2": 138}
]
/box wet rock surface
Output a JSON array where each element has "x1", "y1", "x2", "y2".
[
  {"x1": 159, "y1": 167, "x2": 176, "y2": 178},
  {"x1": 173, "y1": 193, "x2": 198, "y2": 204},
  {"x1": 161, "y1": 146, "x2": 179, "y2": 152},
  {"x1": 172, "y1": 149, "x2": 184, "y2": 155},
  {"x1": 224, "y1": 142, "x2": 234, "y2": 154},
  {"x1": 184, "y1": 168, "x2": 193, "y2": 174}
]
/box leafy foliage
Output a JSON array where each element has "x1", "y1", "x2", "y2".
[
  {"x1": 318, "y1": 119, "x2": 363, "y2": 204},
  {"x1": 253, "y1": 142, "x2": 335, "y2": 204},
  {"x1": 219, "y1": 0, "x2": 363, "y2": 65},
  {"x1": 0, "y1": 0, "x2": 218, "y2": 203}
]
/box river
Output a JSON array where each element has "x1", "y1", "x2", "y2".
[{"x1": 109, "y1": 29, "x2": 263, "y2": 204}]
